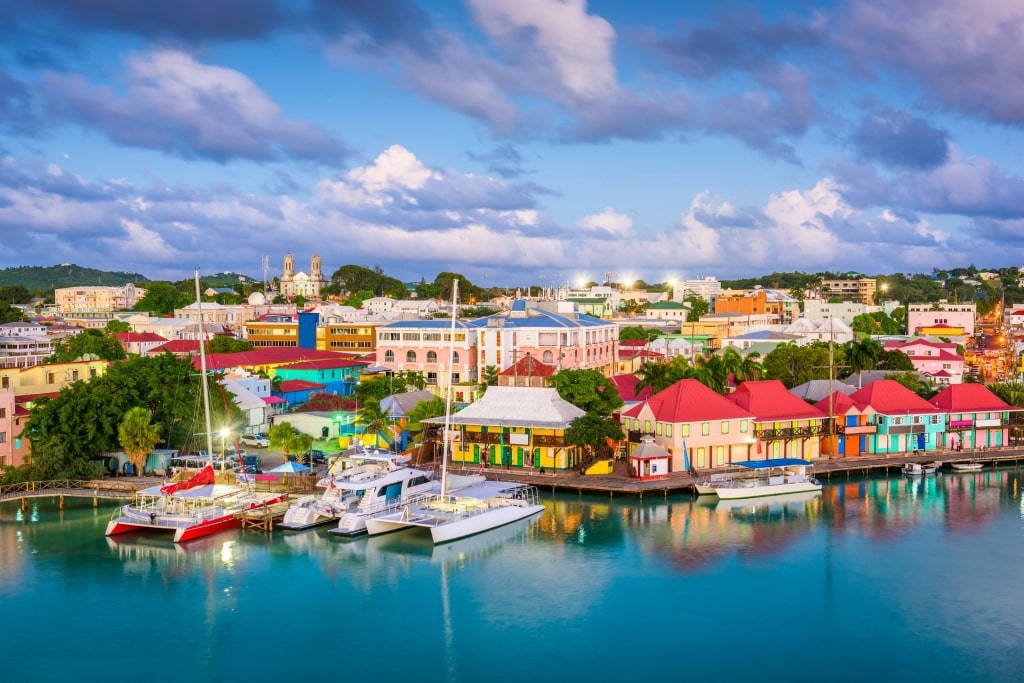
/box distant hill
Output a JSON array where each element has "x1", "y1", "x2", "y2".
[
  {"x1": 0, "y1": 264, "x2": 150, "y2": 294},
  {"x1": 0, "y1": 265, "x2": 262, "y2": 295}
]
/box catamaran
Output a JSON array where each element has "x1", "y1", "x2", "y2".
[
  {"x1": 105, "y1": 270, "x2": 286, "y2": 543},
  {"x1": 694, "y1": 458, "x2": 822, "y2": 500},
  {"x1": 364, "y1": 280, "x2": 545, "y2": 544},
  {"x1": 277, "y1": 445, "x2": 435, "y2": 532}
]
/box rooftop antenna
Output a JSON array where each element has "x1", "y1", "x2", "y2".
[{"x1": 262, "y1": 256, "x2": 270, "y2": 294}]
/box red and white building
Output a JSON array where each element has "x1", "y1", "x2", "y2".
[{"x1": 884, "y1": 338, "x2": 964, "y2": 384}]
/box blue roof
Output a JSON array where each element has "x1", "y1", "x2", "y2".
[
  {"x1": 735, "y1": 458, "x2": 813, "y2": 470},
  {"x1": 465, "y1": 306, "x2": 610, "y2": 330},
  {"x1": 380, "y1": 319, "x2": 470, "y2": 329}
]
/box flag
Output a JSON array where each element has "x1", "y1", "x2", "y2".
[{"x1": 682, "y1": 439, "x2": 690, "y2": 472}]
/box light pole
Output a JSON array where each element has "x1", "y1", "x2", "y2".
[{"x1": 220, "y1": 427, "x2": 229, "y2": 472}]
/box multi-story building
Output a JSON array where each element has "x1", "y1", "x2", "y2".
[
  {"x1": 54, "y1": 284, "x2": 145, "y2": 313},
  {"x1": 907, "y1": 301, "x2": 977, "y2": 337},
  {"x1": 820, "y1": 278, "x2": 877, "y2": 305},
  {"x1": 376, "y1": 319, "x2": 477, "y2": 388},
  {"x1": 645, "y1": 301, "x2": 690, "y2": 322},
  {"x1": 884, "y1": 338, "x2": 964, "y2": 384},
  {"x1": 467, "y1": 300, "x2": 618, "y2": 379},
  {"x1": 673, "y1": 276, "x2": 721, "y2": 303},
  {"x1": 802, "y1": 299, "x2": 896, "y2": 325},
  {"x1": 846, "y1": 380, "x2": 945, "y2": 454},
  {"x1": 727, "y1": 380, "x2": 828, "y2": 461},
  {"x1": 244, "y1": 314, "x2": 299, "y2": 348},
  {"x1": 931, "y1": 383, "x2": 1020, "y2": 450}
]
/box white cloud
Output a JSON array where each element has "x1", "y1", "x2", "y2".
[{"x1": 577, "y1": 207, "x2": 632, "y2": 237}]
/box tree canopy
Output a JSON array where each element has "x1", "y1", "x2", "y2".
[
  {"x1": 564, "y1": 413, "x2": 623, "y2": 463},
  {"x1": 134, "y1": 281, "x2": 191, "y2": 316},
  {"x1": 762, "y1": 342, "x2": 844, "y2": 389},
  {"x1": 47, "y1": 329, "x2": 127, "y2": 362},
  {"x1": 549, "y1": 369, "x2": 623, "y2": 415},
  {"x1": 209, "y1": 335, "x2": 254, "y2": 353},
  {"x1": 331, "y1": 264, "x2": 407, "y2": 299}
]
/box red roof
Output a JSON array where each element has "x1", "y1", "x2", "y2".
[
  {"x1": 728, "y1": 380, "x2": 827, "y2": 421},
  {"x1": 610, "y1": 374, "x2": 653, "y2": 403},
  {"x1": 619, "y1": 340, "x2": 647, "y2": 348},
  {"x1": 277, "y1": 379, "x2": 327, "y2": 392},
  {"x1": 884, "y1": 338, "x2": 958, "y2": 352},
  {"x1": 279, "y1": 359, "x2": 370, "y2": 371},
  {"x1": 498, "y1": 355, "x2": 556, "y2": 378},
  {"x1": 904, "y1": 350, "x2": 962, "y2": 361},
  {"x1": 849, "y1": 380, "x2": 939, "y2": 415},
  {"x1": 113, "y1": 332, "x2": 168, "y2": 343},
  {"x1": 152, "y1": 339, "x2": 202, "y2": 354},
  {"x1": 622, "y1": 379, "x2": 753, "y2": 422},
  {"x1": 16, "y1": 391, "x2": 59, "y2": 403},
  {"x1": 195, "y1": 348, "x2": 360, "y2": 371},
  {"x1": 814, "y1": 392, "x2": 860, "y2": 415},
  {"x1": 13, "y1": 405, "x2": 30, "y2": 416},
  {"x1": 930, "y1": 384, "x2": 1018, "y2": 412}
]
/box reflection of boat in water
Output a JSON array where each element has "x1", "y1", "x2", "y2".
[
  {"x1": 696, "y1": 459, "x2": 822, "y2": 499},
  {"x1": 367, "y1": 513, "x2": 538, "y2": 563},
  {"x1": 713, "y1": 490, "x2": 821, "y2": 515},
  {"x1": 951, "y1": 462, "x2": 984, "y2": 472}
]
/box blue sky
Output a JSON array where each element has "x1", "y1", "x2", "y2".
[{"x1": 1, "y1": 0, "x2": 1023, "y2": 286}]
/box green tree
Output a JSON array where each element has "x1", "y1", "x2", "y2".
[
  {"x1": 0, "y1": 284, "x2": 32, "y2": 305},
  {"x1": 269, "y1": 422, "x2": 312, "y2": 462},
  {"x1": 761, "y1": 342, "x2": 837, "y2": 388},
  {"x1": 105, "y1": 320, "x2": 131, "y2": 333},
  {"x1": 134, "y1": 281, "x2": 189, "y2": 316},
  {"x1": 991, "y1": 381, "x2": 1024, "y2": 407},
  {"x1": 885, "y1": 371, "x2": 936, "y2": 398},
  {"x1": 564, "y1": 413, "x2": 624, "y2": 464},
  {"x1": 735, "y1": 352, "x2": 764, "y2": 383},
  {"x1": 405, "y1": 396, "x2": 447, "y2": 443},
  {"x1": 353, "y1": 372, "x2": 426, "y2": 406},
  {"x1": 845, "y1": 338, "x2": 883, "y2": 386},
  {"x1": 482, "y1": 365, "x2": 499, "y2": 386},
  {"x1": 0, "y1": 302, "x2": 26, "y2": 323},
  {"x1": 876, "y1": 349, "x2": 915, "y2": 371},
  {"x1": 118, "y1": 407, "x2": 161, "y2": 475},
  {"x1": 209, "y1": 335, "x2": 254, "y2": 353},
  {"x1": 357, "y1": 400, "x2": 392, "y2": 446},
  {"x1": 635, "y1": 361, "x2": 679, "y2": 395},
  {"x1": 47, "y1": 329, "x2": 127, "y2": 362},
  {"x1": 684, "y1": 297, "x2": 709, "y2": 322},
  {"x1": 549, "y1": 369, "x2": 623, "y2": 415}
]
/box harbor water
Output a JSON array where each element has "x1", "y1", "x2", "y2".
[{"x1": 3, "y1": 468, "x2": 1024, "y2": 683}]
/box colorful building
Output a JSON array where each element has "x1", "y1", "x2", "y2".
[
  {"x1": 930, "y1": 383, "x2": 1021, "y2": 450},
  {"x1": 621, "y1": 379, "x2": 757, "y2": 471},
  {"x1": 727, "y1": 380, "x2": 828, "y2": 460},
  {"x1": 273, "y1": 358, "x2": 369, "y2": 397},
  {"x1": 883, "y1": 338, "x2": 964, "y2": 384},
  {"x1": 815, "y1": 391, "x2": 876, "y2": 457},
  {"x1": 424, "y1": 386, "x2": 585, "y2": 472},
  {"x1": 847, "y1": 380, "x2": 944, "y2": 454}
]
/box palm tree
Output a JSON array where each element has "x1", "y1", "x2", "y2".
[
  {"x1": 118, "y1": 407, "x2": 161, "y2": 475},
  {"x1": 482, "y1": 365, "x2": 499, "y2": 387},
  {"x1": 718, "y1": 347, "x2": 744, "y2": 388},
  {"x1": 845, "y1": 338, "x2": 883, "y2": 387},
  {"x1": 636, "y1": 361, "x2": 674, "y2": 394},
  {"x1": 405, "y1": 396, "x2": 447, "y2": 444},
  {"x1": 691, "y1": 356, "x2": 727, "y2": 394},
  {"x1": 735, "y1": 352, "x2": 763, "y2": 383},
  {"x1": 357, "y1": 399, "x2": 392, "y2": 447},
  {"x1": 992, "y1": 381, "x2": 1024, "y2": 407}
]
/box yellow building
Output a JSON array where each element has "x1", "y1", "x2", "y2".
[
  {"x1": 19, "y1": 359, "x2": 107, "y2": 389},
  {"x1": 54, "y1": 285, "x2": 145, "y2": 313},
  {"x1": 423, "y1": 386, "x2": 586, "y2": 472},
  {"x1": 319, "y1": 322, "x2": 380, "y2": 355},
  {"x1": 244, "y1": 318, "x2": 299, "y2": 348}
]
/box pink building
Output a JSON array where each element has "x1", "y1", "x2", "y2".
[
  {"x1": 727, "y1": 380, "x2": 828, "y2": 460},
  {"x1": 375, "y1": 319, "x2": 477, "y2": 389},
  {"x1": 884, "y1": 338, "x2": 964, "y2": 384}
]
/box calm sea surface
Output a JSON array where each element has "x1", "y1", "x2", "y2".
[{"x1": 4, "y1": 469, "x2": 1024, "y2": 683}]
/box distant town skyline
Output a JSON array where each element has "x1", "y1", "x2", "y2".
[{"x1": 1, "y1": 1, "x2": 1022, "y2": 286}]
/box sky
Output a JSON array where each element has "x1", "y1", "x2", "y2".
[{"x1": 1, "y1": 0, "x2": 1023, "y2": 287}]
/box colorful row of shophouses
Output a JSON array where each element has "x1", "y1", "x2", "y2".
[{"x1": 418, "y1": 379, "x2": 1022, "y2": 475}]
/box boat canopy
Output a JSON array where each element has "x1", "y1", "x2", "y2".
[{"x1": 734, "y1": 458, "x2": 814, "y2": 470}]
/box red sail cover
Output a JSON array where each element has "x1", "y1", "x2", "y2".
[{"x1": 160, "y1": 464, "x2": 215, "y2": 495}]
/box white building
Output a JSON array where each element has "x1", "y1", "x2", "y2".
[{"x1": 674, "y1": 276, "x2": 721, "y2": 303}]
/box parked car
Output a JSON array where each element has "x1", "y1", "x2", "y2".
[
  {"x1": 241, "y1": 433, "x2": 270, "y2": 448},
  {"x1": 299, "y1": 449, "x2": 327, "y2": 465},
  {"x1": 242, "y1": 455, "x2": 262, "y2": 474}
]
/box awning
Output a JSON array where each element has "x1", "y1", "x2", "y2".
[
  {"x1": 735, "y1": 458, "x2": 814, "y2": 470},
  {"x1": 262, "y1": 396, "x2": 286, "y2": 404}
]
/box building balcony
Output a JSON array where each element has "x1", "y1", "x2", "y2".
[{"x1": 756, "y1": 424, "x2": 826, "y2": 440}]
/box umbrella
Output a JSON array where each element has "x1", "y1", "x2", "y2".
[{"x1": 268, "y1": 460, "x2": 309, "y2": 473}]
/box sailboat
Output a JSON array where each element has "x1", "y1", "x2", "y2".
[
  {"x1": 364, "y1": 279, "x2": 545, "y2": 544},
  {"x1": 105, "y1": 270, "x2": 287, "y2": 543}
]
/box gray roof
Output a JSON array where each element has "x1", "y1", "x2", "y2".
[
  {"x1": 381, "y1": 390, "x2": 437, "y2": 418},
  {"x1": 790, "y1": 379, "x2": 857, "y2": 402},
  {"x1": 424, "y1": 386, "x2": 584, "y2": 428}
]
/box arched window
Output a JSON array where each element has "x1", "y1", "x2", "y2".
[
  {"x1": 427, "y1": 351, "x2": 437, "y2": 363},
  {"x1": 542, "y1": 350, "x2": 553, "y2": 364},
  {"x1": 406, "y1": 351, "x2": 417, "y2": 363},
  {"x1": 384, "y1": 350, "x2": 394, "y2": 363}
]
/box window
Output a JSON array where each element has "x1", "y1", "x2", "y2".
[
  {"x1": 644, "y1": 420, "x2": 651, "y2": 432},
  {"x1": 666, "y1": 425, "x2": 672, "y2": 437},
  {"x1": 427, "y1": 351, "x2": 437, "y2": 363},
  {"x1": 1, "y1": 376, "x2": 7, "y2": 388},
  {"x1": 426, "y1": 372, "x2": 438, "y2": 385},
  {"x1": 702, "y1": 422, "x2": 710, "y2": 436},
  {"x1": 682, "y1": 424, "x2": 689, "y2": 437},
  {"x1": 0, "y1": 432, "x2": 6, "y2": 444},
  {"x1": 384, "y1": 350, "x2": 395, "y2": 363},
  {"x1": 0, "y1": 408, "x2": 5, "y2": 418},
  {"x1": 740, "y1": 420, "x2": 748, "y2": 432},
  {"x1": 452, "y1": 373, "x2": 460, "y2": 384},
  {"x1": 656, "y1": 423, "x2": 662, "y2": 435},
  {"x1": 543, "y1": 351, "x2": 553, "y2": 364},
  {"x1": 721, "y1": 422, "x2": 729, "y2": 434},
  {"x1": 406, "y1": 351, "x2": 417, "y2": 363},
  {"x1": 452, "y1": 352, "x2": 460, "y2": 364}
]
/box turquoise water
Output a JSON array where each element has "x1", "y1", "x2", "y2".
[{"x1": 3, "y1": 469, "x2": 1024, "y2": 683}]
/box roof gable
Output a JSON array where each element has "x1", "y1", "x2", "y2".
[
  {"x1": 849, "y1": 380, "x2": 939, "y2": 414},
  {"x1": 930, "y1": 384, "x2": 1017, "y2": 412},
  {"x1": 728, "y1": 380, "x2": 828, "y2": 420},
  {"x1": 624, "y1": 379, "x2": 753, "y2": 422}
]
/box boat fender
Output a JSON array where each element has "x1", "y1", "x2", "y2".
[{"x1": 149, "y1": 511, "x2": 157, "y2": 524}]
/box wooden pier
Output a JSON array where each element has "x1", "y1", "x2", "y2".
[{"x1": 235, "y1": 500, "x2": 292, "y2": 531}]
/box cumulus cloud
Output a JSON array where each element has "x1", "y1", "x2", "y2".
[
  {"x1": 38, "y1": 49, "x2": 348, "y2": 164},
  {"x1": 577, "y1": 207, "x2": 632, "y2": 239}
]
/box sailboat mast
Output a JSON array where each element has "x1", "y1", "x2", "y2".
[
  {"x1": 440, "y1": 279, "x2": 458, "y2": 498},
  {"x1": 195, "y1": 269, "x2": 216, "y2": 466}
]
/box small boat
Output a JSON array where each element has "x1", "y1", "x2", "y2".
[
  {"x1": 903, "y1": 462, "x2": 938, "y2": 476},
  {"x1": 696, "y1": 458, "x2": 822, "y2": 500},
  {"x1": 278, "y1": 446, "x2": 434, "y2": 532},
  {"x1": 951, "y1": 462, "x2": 984, "y2": 472}
]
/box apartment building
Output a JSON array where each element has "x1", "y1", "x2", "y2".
[
  {"x1": 54, "y1": 284, "x2": 145, "y2": 313},
  {"x1": 820, "y1": 278, "x2": 877, "y2": 305}
]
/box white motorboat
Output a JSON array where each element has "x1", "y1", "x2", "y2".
[
  {"x1": 903, "y1": 462, "x2": 938, "y2": 476},
  {"x1": 106, "y1": 270, "x2": 286, "y2": 543},
  {"x1": 951, "y1": 462, "x2": 984, "y2": 472},
  {"x1": 698, "y1": 458, "x2": 822, "y2": 500},
  {"x1": 363, "y1": 279, "x2": 545, "y2": 544}
]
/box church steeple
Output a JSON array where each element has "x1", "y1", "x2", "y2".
[
  {"x1": 283, "y1": 251, "x2": 294, "y2": 278},
  {"x1": 311, "y1": 253, "x2": 321, "y2": 279}
]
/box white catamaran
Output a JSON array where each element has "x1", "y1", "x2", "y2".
[{"x1": 364, "y1": 280, "x2": 545, "y2": 544}]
